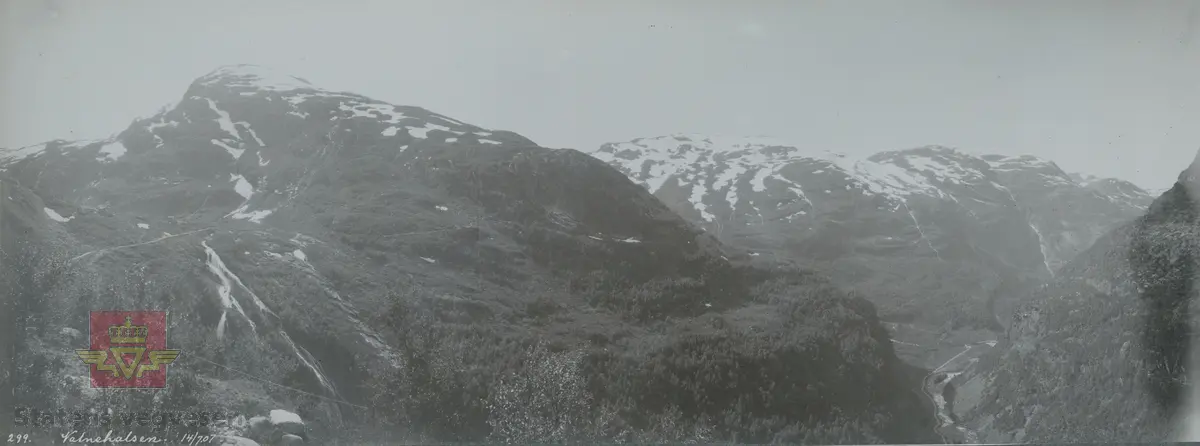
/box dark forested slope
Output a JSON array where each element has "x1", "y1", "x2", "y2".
[{"x1": 949, "y1": 151, "x2": 1200, "y2": 443}]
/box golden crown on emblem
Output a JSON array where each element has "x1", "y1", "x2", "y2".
[{"x1": 108, "y1": 316, "x2": 148, "y2": 344}]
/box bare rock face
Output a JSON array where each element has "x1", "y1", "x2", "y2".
[
  {"x1": 267, "y1": 410, "x2": 306, "y2": 441},
  {"x1": 209, "y1": 409, "x2": 305, "y2": 445}
]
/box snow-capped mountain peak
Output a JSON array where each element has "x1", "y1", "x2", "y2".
[
  {"x1": 585, "y1": 134, "x2": 1156, "y2": 370},
  {"x1": 594, "y1": 134, "x2": 844, "y2": 200},
  {"x1": 592, "y1": 135, "x2": 1150, "y2": 218},
  {"x1": 982, "y1": 154, "x2": 1075, "y2": 187},
  {"x1": 590, "y1": 136, "x2": 982, "y2": 217},
  {"x1": 197, "y1": 64, "x2": 318, "y2": 93},
  {"x1": 587, "y1": 134, "x2": 1153, "y2": 319},
  {"x1": 1, "y1": 65, "x2": 540, "y2": 229}
]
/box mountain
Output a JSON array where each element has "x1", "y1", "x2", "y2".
[
  {"x1": 1, "y1": 66, "x2": 938, "y2": 444},
  {"x1": 586, "y1": 134, "x2": 1152, "y2": 368},
  {"x1": 942, "y1": 150, "x2": 1200, "y2": 442}
]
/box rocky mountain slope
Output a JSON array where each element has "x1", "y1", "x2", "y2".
[
  {"x1": 942, "y1": 150, "x2": 1200, "y2": 442},
  {"x1": 586, "y1": 135, "x2": 1151, "y2": 368},
  {"x1": 1, "y1": 66, "x2": 938, "y2": 444}
]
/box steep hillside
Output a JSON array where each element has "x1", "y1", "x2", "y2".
[
  {"x1": 587, "y1": 135, "x2": 1150, "y2": 368},
  {"x1": 944, "y1": 151, "x2": 1200, "y2": 442},
  {"x1": 1, "y1": 66, "x2": 937, "y2": 444}
]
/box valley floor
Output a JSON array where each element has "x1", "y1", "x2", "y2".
[{"x1": 885, "y1": 322, "x2": 999, "y2": 444}]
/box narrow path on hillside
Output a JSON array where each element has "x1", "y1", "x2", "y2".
[{"x1": 66, "y1": 227, "x2": 213, "y2": 264}]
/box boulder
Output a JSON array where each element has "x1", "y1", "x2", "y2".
[
  {"x1": 246, "y1": 416, "x2": 272, "y2": 441},
  {"x1": 269, "y1": 409, "x2": 306, "y2": 437}
]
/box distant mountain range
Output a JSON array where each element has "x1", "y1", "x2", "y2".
[{"x1": 586, "y1": 135, "x2": 1151, "y2": 369}]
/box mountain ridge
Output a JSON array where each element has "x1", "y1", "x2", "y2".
[
  {"x1": 586, "y1": 133, "x2": 1152, "y2": 373},
  {"x1": 2, "y1": 65, "x2": 940, "y2": 444},
  {"x1": 590, "y1": 133, "x2": 1148, "y2": 218}
]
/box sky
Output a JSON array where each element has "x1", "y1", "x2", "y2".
[{"x1": 2, "y1": 0, "x2": 1198, "y2": 191}]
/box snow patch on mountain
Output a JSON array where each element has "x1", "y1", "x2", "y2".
[
  {"x1": 224, "y1": 174, "x2": 273, "y2": 223},
  {"x1": 285, "y1": 93, "x2": 316, "y2": 107},
  {"x1": 230, "y1": 174, "x2": 254, "y2": 200},
  {"x1": 339, "y1": 102, "x2": 409, "y2": 126},
  {"x1": 200, "y1": 97, "x2": 241, "y2": 140},
  {"x1": 838, "y1": 156, "x2": 951, "y2": 203},
  {"x1": 230, "y1": 209, "x2": 272, "y2": 223},
  {"x1": 690, "y1": 183, "x2": 715, "y2": 222},
  {"x1": 212, "y1": 139, "x2": 244, "y2": 160},
  {"x1": 408, "y1": 122, "x2": 455, "y2": 139},
  {"x1": 900, "y1": 152, "x2": 986, "y2": 186},
  {"x1": 44, "y1": 207, "x2": 73, "y2": 223},
  {"x1": 591, "y1": 135, "x2": 960, "y2": 210},
  {"x1": 984, "y1": 155, "x2": 1075, "y2": 187},
  {"x1": 146, "y1": 118, "x2": 178, "y2": 133},
  {"x1": 1082, "y1": 177, "x2": 1154, "y2": 211},
  {"x1": 96, "y1": 140, "x2": 128, "y2": 162},
  {"x1": 145, "y1": 117, "x2": 179, "y2": 148},
  {"x1": 199, "y1": 64, "x2": 316, "y2": 93},
  {"x1": 592, "y1": 135, "x2": 1149, "y2": 226},
  {"x1": 985, "y1": 154, "x2": 1061, "y2": 172},
  {"x1": 2, "y1": 140, "x2": 102, "y2": 166},
  {"x1": 713, "y1": 163, "x2": 746, "y2": 209},
  {"x1": 237, "y1": 122, "x2": 266, "y2": 146},
  {"x1": 1, "y1": 143, "x2": 49, "y2": 163}
]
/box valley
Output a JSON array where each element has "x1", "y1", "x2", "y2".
[
  {"x1": 0, "y1": 62, "x2": 1178, "y2": 444},
  {"x1": 884, "y1": 320, "x2": 998, "y2": 444},
  {"x1": 2, "y1": 65, "x2": 948, "y2": 444}
]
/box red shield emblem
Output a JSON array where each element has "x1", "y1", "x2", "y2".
[{"x1": 75, "y1": 311, "x2": 180, "y2": 388}]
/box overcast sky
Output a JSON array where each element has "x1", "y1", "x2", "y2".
[{"x1": 2, "y1": 0, "x2": 1198, "y2": 191}]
